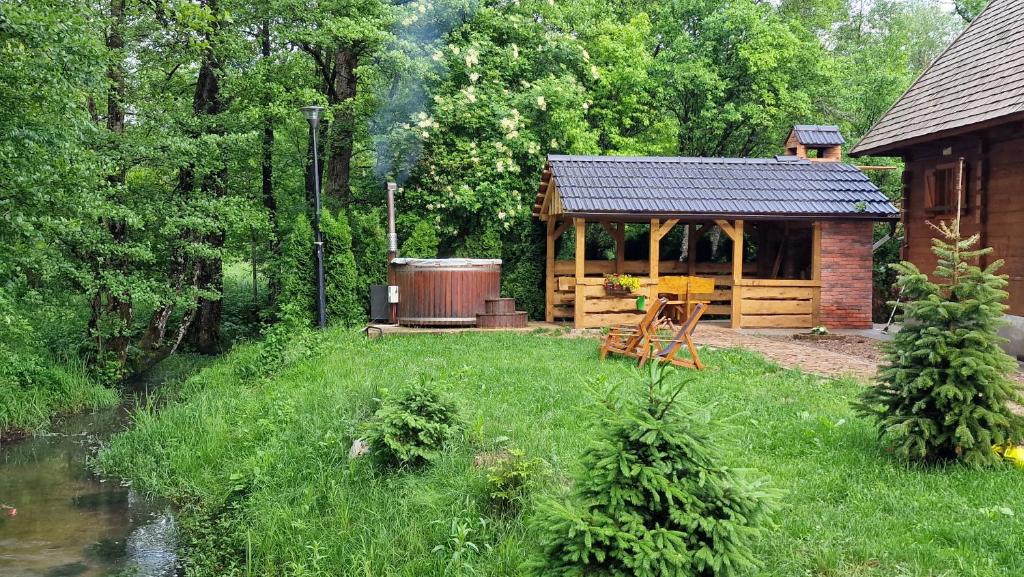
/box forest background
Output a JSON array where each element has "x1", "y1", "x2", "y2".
[{"x1": 0, "y1": 0, "x2": 984, "y2": 424}]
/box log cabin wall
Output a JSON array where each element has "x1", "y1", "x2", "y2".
[{"x1": 903, "y1": 125, "x2": 1024, "y2": 316}]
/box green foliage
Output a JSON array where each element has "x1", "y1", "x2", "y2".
[
  {"x1": 349, "y1": 209, "x2": 389, "y2": 311},
  {"x1": 533, "y1": 364, "x2": 779, "y2": 577},
  {"x1": 363, "y1": 380, "x2": 461, "y2": 469},
  {"x1": 457, "y1": 222, "x2": 502, "y2": 259},
  {"x1": 96, "y1": 332, "x2": 1024, "y2": 576},
  {"x1": 322, "y1": 209, "x2": 364, "y2": 327},
  {"x1": 856, "y1": 220, "x2": 1024, "y2": 465},
  {"x1": 484, "y1": 448, "x2": 546, "y2": 515},
  {"x1": 401, "y1": 218, "x2": 441, "y2": 259},
  {"x1": 278, "y1": 214, "x2": 315, "y2": 328}
]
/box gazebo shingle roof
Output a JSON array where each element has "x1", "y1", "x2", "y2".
[{"x1": 537, "y1": 155, "x2": 898, "y2": 220}]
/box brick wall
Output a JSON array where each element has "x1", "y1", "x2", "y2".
[{"x1": 819, "y1": 221, "x2": 874, "y2": 329}]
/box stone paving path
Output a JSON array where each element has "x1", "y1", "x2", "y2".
[{"x1": 692, "y1": 324, "x2": 880, "y2": 381}]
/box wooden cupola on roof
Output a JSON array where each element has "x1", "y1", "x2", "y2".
[{"x1": 785, "y1": 125, "x2": 845, "y2": 162}]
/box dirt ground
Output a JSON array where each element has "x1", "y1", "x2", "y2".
[{"x1": 759, "y1": 334, "x2": 886, "y2": 363}]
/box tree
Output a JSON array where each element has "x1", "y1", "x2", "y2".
[
  {"x1": 322, "y1": 209, "x2": 364, "y2": 327},
  {"x1": 855, "y1": 217, "x2": 1023, "y2": 466},
  {"x1": 278, "y1": 214, "x2": 315, "y2": 328},
  {"x1": 533, "y1": 364, "x2": 778, "y2": 576},
  {"x1": 953, "y1": 0, "x2": 988, "y2": 22}
]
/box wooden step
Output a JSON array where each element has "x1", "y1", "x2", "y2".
[
  {"x1": 484, "y1": 298, "x2": 517, "y2": 314},
  {"x1": 476, "y1": 311, "x2": 528, "y2": 329}
]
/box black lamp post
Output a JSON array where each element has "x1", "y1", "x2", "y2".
[{"x1": 302, "y1": 105, "x2": 327, "y2": 329}]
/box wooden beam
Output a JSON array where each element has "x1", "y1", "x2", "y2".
[
  {"x1": 730, "y1": 220, "x2": 744, "y2": 329},
  {"x1": 654, "y1": 218, "x2": 679, "y2": 242},
  {"x1": 715, "y1": 219, "x2": 737, "y2": 241},
  {"x1": 574, "y1": 218, "x2": 587, "y2": 329},
  {"x1": 552, "y1": 219, "x2": 571, "y2": 241},
  {"x1": 811, "y1": 222, "x2": 822, "y2": 326},
  {"x1": 574, "y1": 218, "x2": 586, "y2": 280},
  {"x1": 545, "y1": 218, "x2": 557, "y2": 322},
  {"x1": 649, "y1": 219, "x2": 660, "y2": 281}
]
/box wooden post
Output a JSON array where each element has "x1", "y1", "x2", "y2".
[
  {"x1": 545, "y1": 218, "x2": 556, "y2": 322},
  {"x1": 574, "y1": 218, "x2": 586, "y2": 329},
  {"x1": 649, "y1": 219, "x2": 660, "y2": 280},
  {"x1": 730, "y1": 220, "x2": 744, "y2": 329},
  {"x1": 811, "y1": 221, "x2": 822, "y2": 326}
]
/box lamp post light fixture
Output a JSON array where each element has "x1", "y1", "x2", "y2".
[{"x1": 302, "y1": 105, "x2": 328, "y2": 329}]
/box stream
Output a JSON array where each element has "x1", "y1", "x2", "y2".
[{"x1": 1, "y1": 381, "x2": 182, "y2": 576}]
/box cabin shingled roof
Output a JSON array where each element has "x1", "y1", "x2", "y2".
[
  {"x1": 851, "y1": 0, "x2": 1024, "y2": 156},
  {"x1": 536, "y1": 155, "x2": 898, "y2": 220},
  {"x1": 791, "y1": 125, "x2": 845, "y2": 147}
]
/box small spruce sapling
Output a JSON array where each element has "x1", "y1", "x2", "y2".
[
  {"x1": 855, "y1": 212, "x2": 1024, "y2": 465},
  {"x1": 363, "y1": 380, "x2": 461, "y2": 468},
  {"x1": 533, "y1": 363, "x2": 778, "y2": 577}
]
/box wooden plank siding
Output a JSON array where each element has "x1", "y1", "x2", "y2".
[{"x1": 903, "y1": 129, "x2": 1024, "y2": 315}]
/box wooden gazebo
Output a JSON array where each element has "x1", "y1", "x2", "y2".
[{"x1": 533, "y1": 147, "x2": 899, "y2": 330}]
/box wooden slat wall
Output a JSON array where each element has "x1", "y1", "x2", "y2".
[
  {"x1": 549, "y1": 260, "x2": 754, "y2": 324},
  {"x1": 736, "y1": 281, "x2": 819, "y2": 329}
]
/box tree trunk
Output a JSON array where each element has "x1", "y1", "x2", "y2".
[
  {"x1": 187, "y1": 41, "x2": 227, "y2": 354},
  {"x1": 326, "y1": 49, "x2": 357, "y2": 204},
  {"x1": 88, "y1": 0, "x2": 133, "y2": 369},
  {"x1": 261, "y1": 19, "x2": 280, "y2": 307}
]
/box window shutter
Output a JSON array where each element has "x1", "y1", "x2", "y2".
[{"x1": 925, "y1": 170, "x2": 937, "y2": 209}]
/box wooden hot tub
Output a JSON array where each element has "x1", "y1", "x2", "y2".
[{"x1": 391, "y1": 258, "x2": 501, "y2": 326}]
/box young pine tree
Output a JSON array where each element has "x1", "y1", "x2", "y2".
[
  {"x1": 856, "y1": 218, "x2": 1023, "y2": 465},
  {"x1": 322, "y1": 209, "x2": 364, "y2": 327},
  {"x1": 533, "y1": 364, "x2": 778, "y2": 577}
]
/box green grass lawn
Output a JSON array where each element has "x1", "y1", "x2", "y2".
[{"x1": 96, "y1": 330, "x2": 1024, "y2": 576}]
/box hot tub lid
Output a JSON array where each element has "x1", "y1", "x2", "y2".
[{"x1": 390, "y1": 258, "x2": 502, "y2": 267}]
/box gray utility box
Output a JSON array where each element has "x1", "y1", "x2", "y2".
[{"x1": 370, "y1": 285, "x2": 390, "y2": 322}]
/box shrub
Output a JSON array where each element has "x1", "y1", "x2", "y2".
[
  {"x1": 349, "y1": 209, "x2": 388, "y2": 311},
  {"x1": 457, "y1": 221, "x2": 502, "y2": 258},
  {"x1": 855, "y1": 220, "x2": 1024, "y2": 465},
  {"x1": 277, "y1": 214, "x2": 314, "y2": 328},
  {"x1": 402, "y1": 219, "x2": 440, "y2": 259},
  {"x1": 532, "y1": 364, "x2": 778, "y2": 577},
  {"x1": 322, "y1": 209, "x2": 364, "y2": 327},
  {"x1": 363, "y1": 380, "x2": 461, "y2": 468},
  {"x1": 484, "y1": 448, "x2": 545, "y2": 515}
]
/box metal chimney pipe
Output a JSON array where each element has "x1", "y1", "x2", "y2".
[
  {"x1": 386, "y1": 182, "x2": 398, "y2": 262},
  {"x1": 386, "y1": 182, "x2": 399, "y2": 324}
]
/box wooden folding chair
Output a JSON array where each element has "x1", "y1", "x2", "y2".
[
  {"x1": 599, "y1": 297, "x2": 668, "y2": 365},
  {"x1": 647, "y1": 302, "x2": 707, "y2": 369}
]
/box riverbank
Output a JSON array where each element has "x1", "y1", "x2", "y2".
[
  {"x1": 0, "y1": 361, "x2": 119, "y2": 445},
  {"x1": 0, "y1": 353, "x2": 211, "y2": 576},
  {"x1": 96, "y1": 329, "x2": 1024, "y2": 576}
]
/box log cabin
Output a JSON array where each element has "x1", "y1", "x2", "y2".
[
  {"x1": 533, "y1": 126, "x2": 899, "y2": 330},
  {"x1": 850, "y1": 0, "x2": 1024, "y2": 355}
]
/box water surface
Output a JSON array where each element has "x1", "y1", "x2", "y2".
[{"x1": 1, "y1": 399, "x2": 179, "y2": 576}]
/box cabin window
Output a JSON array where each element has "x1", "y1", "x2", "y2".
[{"x1": 926, "y1": 162, "x2": 967, "y2": 215}]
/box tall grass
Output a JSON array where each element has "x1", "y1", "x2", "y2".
[
  {"x1": 97, "y1": 331, "x2": 1024, "y2": 576},
  {"x1": 1, "y1": 358, "x2": 118, "y2": 436}
]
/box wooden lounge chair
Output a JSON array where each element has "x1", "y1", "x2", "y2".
[
  {"x1": 647, "y1": 302, "x2": 707, "y2": 369},
  {"x1": 599, "y1": 297, "x2": 668, "y2": 365}
]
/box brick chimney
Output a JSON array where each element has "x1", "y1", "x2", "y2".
[{"x1": 785, "y1": 125, "x2": 844, "y2": 163}]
